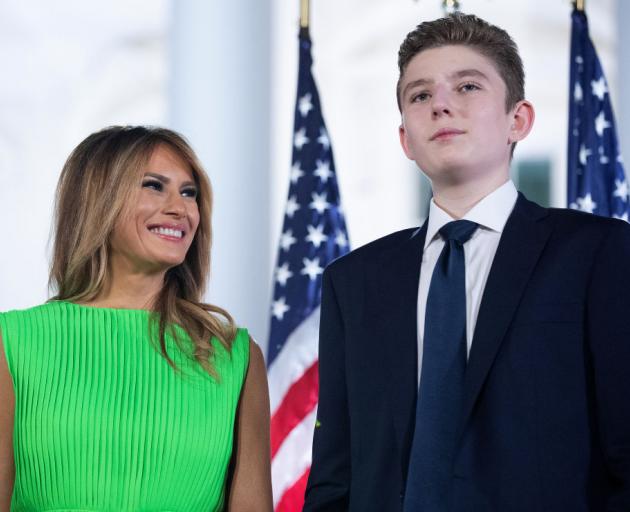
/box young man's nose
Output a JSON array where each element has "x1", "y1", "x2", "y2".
[{"x1": 430, "y1": 88, "x2": 452, "y2": 117}]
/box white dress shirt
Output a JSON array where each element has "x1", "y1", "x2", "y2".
[{"x1": 416, "y1": 180, "x2": 518, "y2": 382}]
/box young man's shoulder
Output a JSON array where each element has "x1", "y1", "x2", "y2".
[
  {"x1": 546, "y1": 205, "x2": 630, "y2": 240},
  {"x1": 326, "y1": 226, "x2": 420, "y2": 275}
]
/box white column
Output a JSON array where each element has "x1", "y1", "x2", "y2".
[{"x1": 169, "y1": 1, "x2": 272, "y2": 350}]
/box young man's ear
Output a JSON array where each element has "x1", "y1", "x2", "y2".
[
  {"x1": 508, "y1": 100, "x2": 535, "y2": 145},
  {"x1": 399, "y1": 122, "x2": 414, "y2": 160}
]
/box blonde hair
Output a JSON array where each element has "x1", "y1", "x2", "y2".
[{"x1": 50, "y1": 125, "x2": 236, "y2": 375}]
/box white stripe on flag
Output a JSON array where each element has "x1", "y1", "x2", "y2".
[
  {"x1": 271, "y1": 406, "x2": 317, "y2": 507},
  {"x1": 268, "y1": 307, "x2": 320, "y2": 414}
]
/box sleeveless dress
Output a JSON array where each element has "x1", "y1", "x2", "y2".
[{"x1": 0, "y1": 301, "x2": 250, "y2": 512}]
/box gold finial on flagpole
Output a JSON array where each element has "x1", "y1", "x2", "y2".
[
  {"x1": 300, "y1": 0, "x2": 310, "y2": 29},
  {"x1": 442, "y1": 0, "x2": 461, "y2": 14},
  {"x1": 574, "y1": 0, "x2": 585, "y2": 12}
]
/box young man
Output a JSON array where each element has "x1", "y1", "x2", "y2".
[{"x1": 304, "y1": 13, "x2": 630, "y2": 511}]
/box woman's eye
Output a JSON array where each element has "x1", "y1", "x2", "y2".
[
  {"x1": 181, "y1": 187, "x2": 198, "y2": 198},
  {"x1": 142, "y1": 179, "x2": 163, "y2": 191}
]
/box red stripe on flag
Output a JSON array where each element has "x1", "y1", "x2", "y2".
[
  {"x1": 275, "y1": 466, "x2": 310, "y2": 512},
  {"x1": 270, "y1": 361, "x2": 319, "y2": 458}
]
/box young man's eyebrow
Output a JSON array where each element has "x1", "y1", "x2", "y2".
[
  {"x1": 402, "y1": 68, "x2": 490, "y2": 98},
  {"x1": 450, "y1": 68, "x2": 490, "y2": 81},
  {"x1": 401, "y1": 78, "x2": 433, "y2": 99}
]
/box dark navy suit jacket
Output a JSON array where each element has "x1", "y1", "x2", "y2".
[{"x1": 304, "y1": 195, "x2": 630, "y2": 511}]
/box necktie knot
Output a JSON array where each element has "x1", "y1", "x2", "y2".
[{"x1": 439, "y1": 220, "x2": 478, "y2": 245}]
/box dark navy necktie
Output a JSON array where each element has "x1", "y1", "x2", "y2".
[{"x1": 404, "y1": 220, "x2": 478, "y2": 511}]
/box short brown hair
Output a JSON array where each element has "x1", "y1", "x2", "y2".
[{"x1": 396, "y1": 13, "x2": 524, "y2": 113}]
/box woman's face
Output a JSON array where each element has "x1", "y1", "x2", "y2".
[{"x1": 110, "y1": 144, "x2": 201, "y2": 275}]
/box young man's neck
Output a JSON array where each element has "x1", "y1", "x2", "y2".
[{"x1": 431, "y1": 173, "x2": 510, "y2": 219}]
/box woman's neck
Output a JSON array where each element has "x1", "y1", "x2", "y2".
[{"x1": 82, "y1": 266, "x2": 166, "y2": 310}]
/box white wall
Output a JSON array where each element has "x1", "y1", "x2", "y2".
[{"x1": 0, "y1": 1, "x2": 167, "y2": 311}]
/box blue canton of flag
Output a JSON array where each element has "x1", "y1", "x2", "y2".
[
  {"x1": 568, "y1": 7, "x2": 628, "y2": 219},
  {"x1": 266, "y1": 28, "x2": 350, "y2": 510}
]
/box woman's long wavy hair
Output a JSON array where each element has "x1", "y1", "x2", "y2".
[{"x1": 49, "y1": 125, "x2": 236, "y2": 376}]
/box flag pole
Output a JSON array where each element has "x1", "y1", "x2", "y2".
[
  {"x1": 573, "y1": 0, "x2": 584, "y2": 11},
  {"x1": 300, "y1": 0, "x2": 310, "y2": 30}
]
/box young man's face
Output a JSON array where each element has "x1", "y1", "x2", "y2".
[{"x1": 398, "y1": 44, "x2": 517, "y2": 187}]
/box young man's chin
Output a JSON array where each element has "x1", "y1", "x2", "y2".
[{"x1": 419, "y1": 161, "x2": 473, "y2": 183}]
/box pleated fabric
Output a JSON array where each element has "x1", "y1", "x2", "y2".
[{"x1": 0, "y1": 301, "x2": 250, "y2": 512}]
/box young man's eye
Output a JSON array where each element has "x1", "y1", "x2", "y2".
[
  {"x1": 142, "y1": 179, "x2": 163, "y2": 191},
  {"x1": 460, "y1": 82, "x2": 480, "y2": 92},
  {"x1": 181, "y1": 187, "x2": 198, "y2": 199},
  {"x1": 411, "y1": 92, "x2": 430, "y2": 103}
]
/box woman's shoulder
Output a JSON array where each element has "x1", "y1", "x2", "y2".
[
  {"x1": 1, "y1": 300, "x2": 66, "y2": 317},
  {"x1": 209, "y1": 326, "x2": 251, "y2": 381},
  {"x1": 0, "y1": 302, "x2": 63, "y2": 375},
  {"x1": 0, "y1": 301, "x2": 60, "y2": 327}
]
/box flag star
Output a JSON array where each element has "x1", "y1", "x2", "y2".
[
  {"x1": 598, "y1": 146, "x2": 609, "y2": 164},
  {"x1": 298, "y1": 93, "x2": 313, "y2": 117},
  {"x1": 591, "y1": 76, "x2": 608, "y2": 101},
  {"x1": 578, "y1": 144, "x2": 592, "y2": 166},
  {"x1": 294, "y1": 127, "x2": 310, "y2": 150},
  {"x1": 290, "y1": 162, "x2": 305, "y2": 184},
  {"x1": 310, "y1": 192, "x2": 331, "y2": 214},
  {"x1": 314, "y1": 160, "x2": 333, "y2": 183},
  {"x1": 301, "y1": 257, "x2": 324, "y2": 281},
  {"x1": 619, "y1": 154, "x2": 624, "y2": 163},
  {"x1": 272, "y1": 296, "x2": 290, "y2": 320},
  {"x1": 305, "y1": 224, "x2": 328, "y2": 248},
  {"x1": 279, "y1": 229, "x2": 297, "y2": 251},
  {"x1": 335, "y1": 230, "x2": 348, "y2": 249},
  {"x1": 574, "y1": 82, "x2": 583, "y2": 102},
  {"x1": 614, "y1": 179, "x2": 629, "y2": 202},
  {"x1": 317, "y1": 127, "x2": 330, "y2": 150},
  {"x1": 275, "y1": 262, "x2": 293, "y2": 286},
  {"x1": 614, "y1": 212, "x2": 629, "y2": 223},
  {"x1": 286, "y1": 195, "x2": 301, "y2": 218},
  {"x1": 575, "y1": 55, "x2": 583, "y2": 65},
  {"x1": 594, "y1": 111, "x2": 610, "y2": 137},
  {"x1": 576, "y1": 193, "x2": 597, "y2": 213}
]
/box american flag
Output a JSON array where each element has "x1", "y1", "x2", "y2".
[
  {"x1": 568, "y1": 6, "x2": 627, "y2": 218},
  {"x1": 267, "y1": 28, "x2": 350, "y2": 511}
]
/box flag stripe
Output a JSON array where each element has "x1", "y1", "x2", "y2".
[
  {"x1": 271, "y1": 407, "x2": 317, "y2": 507},
  {"x1": 271, "y1": 361, "x2": 319, "y2": 458},
  {"x1": 268, "y1": 308, "x2": 319, "y2": 414},
  {"x1": 275, "y1": 467, "x2": 311, "y2": 512}
]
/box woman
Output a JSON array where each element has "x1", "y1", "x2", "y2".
[{"x1": 0, "y1": 126, "x2": 272, "y2": 511}]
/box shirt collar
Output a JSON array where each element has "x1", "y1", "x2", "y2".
[{"x1": 424, "y1": 180, "x2": 518, "y2": 250}]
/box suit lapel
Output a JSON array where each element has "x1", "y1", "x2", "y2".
[
  {"x1": 459, "y1": 195, "x2": 552, "y2": 436},
  {"x1": 371, "y1": 223, "x2": 426, "y2": 475}
]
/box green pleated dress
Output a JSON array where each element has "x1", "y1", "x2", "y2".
[{"x1": 0, "y1": 301, "x2": 250, "y2": 512}]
